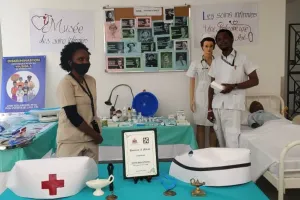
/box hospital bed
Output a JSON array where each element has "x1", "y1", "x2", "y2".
[{"x1": 241, "y1": 94, "x2": 300, "y2": 200}]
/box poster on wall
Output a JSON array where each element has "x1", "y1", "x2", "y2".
[
  {"x1": 191, "y1": 2, "x2": 258, "y2": 48},
  {"x1": 103, "y1": 5, "x2": 191, "y2": 73},
  {"x1": 1, "y1": 56, "x2": 46, "y2": 113},
  {"x1": 29, "y1": 9, "x2": 94, "y2": 52}
]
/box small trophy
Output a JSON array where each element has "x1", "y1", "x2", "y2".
[{"x1": 190, "y1": 178, "x2": 206, "y2": 197}]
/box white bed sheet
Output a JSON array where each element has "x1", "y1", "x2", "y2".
[{"x1": 239, "y1": 119, "x2": 300, "y2": 181}]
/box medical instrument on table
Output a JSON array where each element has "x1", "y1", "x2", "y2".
[{"x1": 105, "y1": 84, "x2": 134, "y2": 106}]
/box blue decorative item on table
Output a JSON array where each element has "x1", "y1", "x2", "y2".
[
  {"x1": 132, "y1": 91, "x2": 158, "y2": 117},
  {"x1": 158, "y1": 173, "x2": 177, "y2": 196}
]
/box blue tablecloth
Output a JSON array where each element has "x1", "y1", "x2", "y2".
[
  {"x1": 0, "y1": 122, "x2": 58, "y2": 172},
  {"x1": 1, "y1": 162, "x2": 268, "y2": 200}
]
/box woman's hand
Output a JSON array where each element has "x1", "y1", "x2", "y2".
[
  {"x1": 221, "y1": 84, "x2": 235, "y2": 94},
  {"x1": 207, "y1": 110, "x2": 215, "y2": 123},
  {"x1": 190, "y1": 99, "x2": 196, "y2": 113}
]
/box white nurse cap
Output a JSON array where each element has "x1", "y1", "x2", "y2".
[
  {"x1": 201, "y1": 33, "x2": 214, "y2": 42},
  {"x1": 7, "y1": 157, "x2": 98, "y2": 199}
]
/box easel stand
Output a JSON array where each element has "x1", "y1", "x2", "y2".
[{"x1": 133, "y1": 176, "x2": 152, "y2": 184}]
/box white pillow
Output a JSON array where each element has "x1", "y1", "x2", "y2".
[{"x1": 241, "y1": 110, "x2": 250, "y2": 125}]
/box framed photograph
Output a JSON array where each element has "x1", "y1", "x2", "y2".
[
  {"x1": 174, "y1": 16, "x2": 188, "y2": 26},
  {"x1": 122, "y1": 28, "x2": 136, "y2": 40},
  {"x1": 121, "y1": 18, "x2": 135, "y2": 28},
  {"x1": 175, "y1": 40, "x2": 189, "y2": 51},
  {"x1": 106, "y1": 42, "x2": 124, "y2": 54},
  {"x1": 171, "y1": 26, "x2": 189, "y2": 39},
  {"x1": 153, "y1": 21, "x2": 171, "y2": 35},
  {"x1": 137, "y1": 28, "x2": 153, "y2": 42},
  {"x1": 125, "y1": 57, "x2": 142, "y2": 70},
  {"x1": 175, "y1": 51, "x2": 189, "y2": 70},
  {"x1": 160, "y1": 52, "x2": 173, "y2": 69},
  {"x1": 156, "y1": 36, "x2": 173, "y2": 50},
  {"x1": 141, "y1": 42, "x2": 156, "y2": 53},
  {"x1": 122, "y1": 129, "x2": 159, "y2": 179},
  {"x1": 106, "y1": 57, "x2": 125, "y2": 71},
  {"x1": 105, "y1": 22, "x2": 121, "y2": 42},
  {"x1": 124, "y1": 41, "x2": 141, "y2": 54},
  {"x1": 137, "y1": 17, "x2": 152, "y2": 28},
  {"x1": 144, "y1": 52, "x2": 159, "y2": 68},
  {"x1": 164, "y1": 7, "x2": 174, "y2": 22},
  {"x1": 105, "y1": 9, "x2": 115, "y2": 22}
]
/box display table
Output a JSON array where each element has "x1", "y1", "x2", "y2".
[
  {"x1": 99, "y1": 125, "x2": 198, "y2": 161},
  {"x1": 0, "y1": 162, "x2": 268, "y2": 200},
  {"x1": 0, "y1": 122, "x2": 58, "y2": 172}
]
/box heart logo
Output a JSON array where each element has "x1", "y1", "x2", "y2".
[{"x1": 31, "y1": 15, "x2": 46, "y2": 30}]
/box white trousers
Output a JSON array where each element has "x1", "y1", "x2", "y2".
[{"x1": 213, "y1": 109, "x2": 241, "y2": 148}]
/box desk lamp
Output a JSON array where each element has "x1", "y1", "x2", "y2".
[{"x1": 105, "y1": 84, "x2": 134, "y2": 118}]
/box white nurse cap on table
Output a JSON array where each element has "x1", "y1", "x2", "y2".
[
  {"x1": 6, "y1": 157, "x2": 98, "y2": 199},
  {"x1": 201, "y1": 33, "x2": 215, "y2": 42}
]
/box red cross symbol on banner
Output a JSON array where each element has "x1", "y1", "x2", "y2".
[{"x1": 41, "y1": 174, "x2": 64, "y2": 195}]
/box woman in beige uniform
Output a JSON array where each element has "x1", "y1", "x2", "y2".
[{"x1": 56, "y1": 42, "x2": 103, "y2": 163}]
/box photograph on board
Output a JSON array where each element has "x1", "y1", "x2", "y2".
[
  {"x1": 153, "y1": 21, "x2": 171, "y2": 35},
  {"x1": 121, "y1": 18, "x2": 135, "y2": 28},
  {"x1": 160, "y1": 52, "x2": 173, "y2": 69},
  {"x1": 175, "y1": 40, "x2": 188, "y2": 51},
  {"x1": 126, "y1": 57, "x2": 142, "y2": 69},
  {"x1": 107, "y1": 57, "x2": 125, "y2": 70},
  {"x1": 105, "y1": 22, "x2": 121, "y2": 41},
  {"x1": 171, "y1": 26, "x2": 189, "y2": 39},
  {"x1": 122, "y1": 28, "x2": 136, "y2": 39},
  {"x1": 137, "y1": 17, "x2": 152, "y2": 28},
  {"x1": 105, "y1": 10, "x2": 115, "y2": 22},
  {"x1": 137, "y1": 28, "x2": 153, "y2": 42},
  {"x1": 145, "y1": 53, "x2": 158, "y2": 67},
  {"x1": 124, "y1": 41, "x2": 141, "y2": 53},
  {"x1": 141, "y1": 42, "x2": 156, "y2": 53},
  {"x1": 175, "y1": 52, "x2": 188, "y2": 68},
  {"x1": 174, "y1": 17, "x2": 188, "y2": 26},
  {"x1": 157, "y1": 36, "x2": 173, "y2": 50},
  {"x1": 106, "y1": 42, "x2": 124, "y2": 54},
  {"x1": 164, "y1": 7, "x2": 174, "y2": 22}
]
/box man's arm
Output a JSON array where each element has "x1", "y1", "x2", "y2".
[
  {"x1": 236, "y1": 70, "x2": 259, "y2": 89},
  {"x1": 208, "y1": 77, "x2": 215, "y2": 110}
]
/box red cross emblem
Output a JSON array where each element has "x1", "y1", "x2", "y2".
[{"x1": 41, "y1": 174, "x2": 64, "y2": 195}]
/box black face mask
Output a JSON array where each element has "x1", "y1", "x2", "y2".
[{"x1": 72, "y1": 63, "x2": 90, "y2": 76}]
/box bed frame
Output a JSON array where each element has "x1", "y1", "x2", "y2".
[{"x1": 246, "y1": 94, "x2": 300, "y2": 200}]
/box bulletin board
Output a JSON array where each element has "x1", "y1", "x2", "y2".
[{"x1": 103, "y1": 5, "x2": 191, "y2": 73}]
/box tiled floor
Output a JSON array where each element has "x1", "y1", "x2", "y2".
[{"x1": 256, "y1": 176, "x2": 300, "y2": 200}]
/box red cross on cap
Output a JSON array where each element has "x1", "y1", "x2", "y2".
[{"x1": 41, "y1": 174, "x2": 64, "y2": 196}]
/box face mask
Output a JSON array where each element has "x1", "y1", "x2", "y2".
[{"x1": 72, "y1": 63, "x2": 91, "y2": 76}]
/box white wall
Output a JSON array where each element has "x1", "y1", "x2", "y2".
[{"x1": 0, "y1": 0, "x2": 286, "y2": 121}]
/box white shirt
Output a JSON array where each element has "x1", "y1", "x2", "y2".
[{"x1": 208, "y1": 50, "x2": 258, "y2": 110}]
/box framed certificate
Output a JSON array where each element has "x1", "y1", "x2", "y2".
[{"x1": 122, "y1": 128, "x2": 159, "y2": 180}]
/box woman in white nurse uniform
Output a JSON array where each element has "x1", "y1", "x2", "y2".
[{"x1": 186, "y1": 34, "x2": 217, "y2": 148}]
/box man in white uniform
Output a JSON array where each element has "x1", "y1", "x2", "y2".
[{"x1": 207, "y1": 29, "x2": 259, "y2": 148}]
